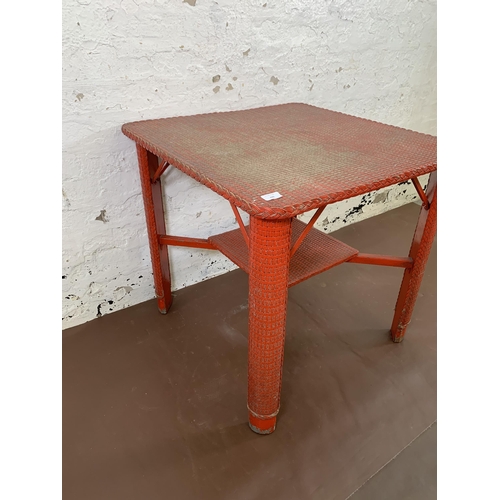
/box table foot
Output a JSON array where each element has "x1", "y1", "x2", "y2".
[
  {"x1": 391, "y1": 333, "x2": 404, "y2": 343},
  {"x1": 248, "y1": 413, "x2": 277, "y2": 435},
  {"x1": 157, "y1": 295, "x2": 173, "y2": 315}
]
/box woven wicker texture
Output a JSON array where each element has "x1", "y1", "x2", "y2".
[
  {"x1": 391, "y1": 190, "x2": 437, "y2": 342},
  {"x1": 137, "y1": 145, "x2": 170, "y2": 313},
  {"x1": 247, "y1": 217, "x2": 292, "y2": 424},
  {"x1": 208, "y1": 218, "x2": 359, "y2": 287},
  {"x1": 122, "y1": 103, "x2": 437, "y2": 219}
]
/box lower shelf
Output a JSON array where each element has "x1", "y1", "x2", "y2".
[{"x1": 208, "y1": 218, "x2": 359, "y2": 288}]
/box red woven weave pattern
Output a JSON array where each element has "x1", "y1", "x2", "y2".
[
  {"x1": 392, "y1": 192, "x2": 437, "y2": 341},
  {"x1": 247, "y1": 217, "x2": 292, "y2": 419},
  {"x1": 122, "y1": 103, "x2": 437, "y2": 219},
  {"x1": 209, "y1": 218, "x2": 358, "y2": 287},
  {"x1": 136, "y1": 145, "x2": 166, "y2": 307}
]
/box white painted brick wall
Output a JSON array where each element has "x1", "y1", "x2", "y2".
[{"x1": 62, "y1": 0, "x2": 436, "y2": 328}]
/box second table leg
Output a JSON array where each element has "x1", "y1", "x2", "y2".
[
  {"x1": 136, "y1": 145, "x2": 173, "y2": 314},
  {"x1": 247, "y1": 216, "x2": 292, "y2": 434},
  {"x1": 391, "y1": 171, "x2": 437, "y2": 342}
]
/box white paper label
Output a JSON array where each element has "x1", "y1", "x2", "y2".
[{"x1": 260, "y1": 191, "x2": 282, "y2": 201}]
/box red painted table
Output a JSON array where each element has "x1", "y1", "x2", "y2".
[{"x1": 122, "y1": 103, "x2": 437, "y2": 435}]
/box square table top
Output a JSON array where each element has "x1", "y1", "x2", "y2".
[{"x1": 122, "y1": 103, "x2": 436, "y2": 219}]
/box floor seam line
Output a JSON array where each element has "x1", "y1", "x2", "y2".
[{"x1": 344, "y1": 419, "x2": 437, "y2": 500}]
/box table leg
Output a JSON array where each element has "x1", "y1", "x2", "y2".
[
  {"x1": 136, "y1": 145, "x2": 173, "y2": 314},
  {"x1": 391, "y1": 171, "x2": 437, "y2": 342},
  {"x1": 247, "y1": 216, "x2": 292, "y2": 434}
]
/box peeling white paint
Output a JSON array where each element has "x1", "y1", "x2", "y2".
[{"x1": 62, "y1": 0, "x2": 436, "y2": 329}]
